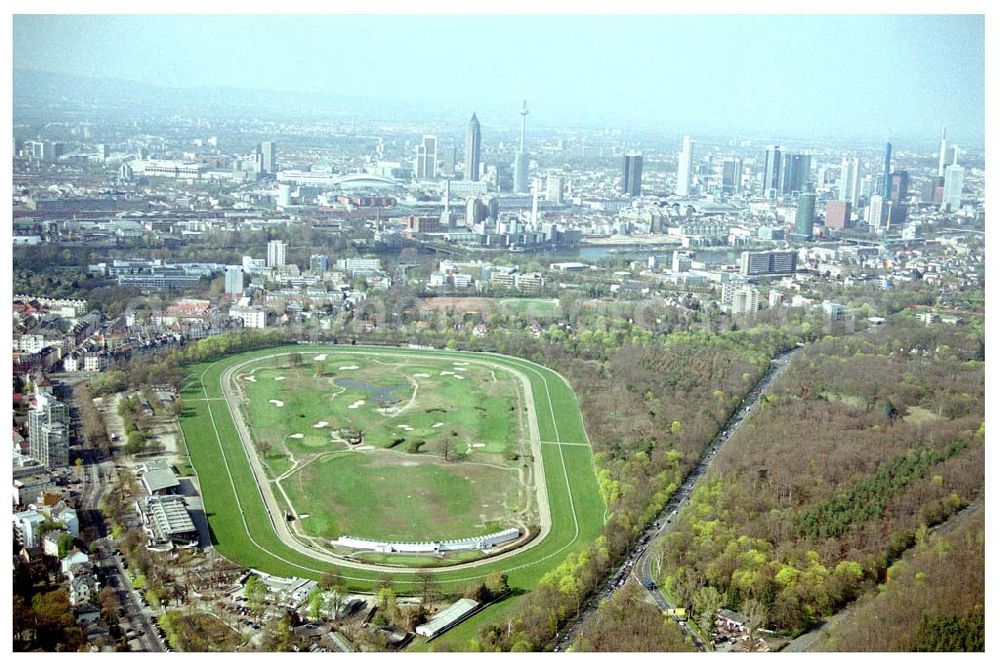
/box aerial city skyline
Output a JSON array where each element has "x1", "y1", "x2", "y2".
[{"x1": 9, "y1": 10, "x2": 987, "y2": 657}]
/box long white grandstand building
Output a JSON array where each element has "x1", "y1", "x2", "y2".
[{"x1": 334, "y1": 527, "x2": 520, "y2": 554}]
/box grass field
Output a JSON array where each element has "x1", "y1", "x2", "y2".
[
  {"x1": 285, "y1": 450, "x2": 522, "y2": 541},
  {"x1": 231, "y1": 351, "x2": 528, "y2": 543},
  {"x1": 178, "y1": 345, "x2": 605, "y2": 599},
  {"x1": 500, "y1": 298, "x2": 561, "y2": 317}
]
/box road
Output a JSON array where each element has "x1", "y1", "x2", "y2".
[{"x1": 552, "y1": 348, "x2": 800, "y2": 652}]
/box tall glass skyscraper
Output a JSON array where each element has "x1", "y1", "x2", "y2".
[
  {"x1": 464, "y1": 114, "x2": 481, "y2": 182},
  {"x1": 622, "y1": 152, "x2": 643, "y2": 197}
]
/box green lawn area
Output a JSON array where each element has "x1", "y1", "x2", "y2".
[
  {"x1": 500, "y1": 298, "x2": 560, "y2": 317},
  {"x1": 285, "y1": 450, "x2": 523, "y2": 541},
  {"x1": 179, "y1": 345, "x2": 604, "y2": 599}
]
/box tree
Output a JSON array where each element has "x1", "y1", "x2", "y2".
[
  {"x1": 692, "y1": 586, "x2": 725, "y2": 635},
  {"x1": 417, "y1": 569, "x2": 438, "y2": 610},
  {"x1": 244, "y1": 574, "x2": 266, "y2": 616},
  {"x1": 741, "y1": 598, "x2": 768, "y2": 648}
]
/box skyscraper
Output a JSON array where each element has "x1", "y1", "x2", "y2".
[
  {"x1": 889, "y1": 171, "x2": 910, "y2": 203},
  {"x1": 675, "y1": 136, "x2": 694, "y2": 196},
  {"x1": 465, "y1": 114, "x2": 481, "y2": 182},
  {"x1": 28, "y1": 390, "x2": 70, "y2": 469},
  {"x1": 794, "y1": 192, "x2": 816, "y2": 240},
  {"x1": 415, "y1": 135, "x2": 437, "y2": 180},
  {"x1": 622, "y1": 152, "x2": 643, "y2": 197},
  {"x1": 721, "y1": 157, "x2": 743, "y2": 196},
  {"x1": 779, "y1": 153, "x2": 811, "y2": 196},
  {"x1": 868, "y1": 195, "x2": 887, "y2": 228},
  {"x1": 259, "y1": 141, "x2": 277, "y2": 174},
  {"x1": 545, "y1": 174, "x2": 565, "y2": 204},
  {"x1": 838, "y1": 157, "x2": 861, "y2": 207},
  {"x1": 762, "y1": 146, "x2": 781, "y2": 197},
  {"x1": 882, "y1": 142, "x2": 892, "y2": 200},
  {"x1": 942, "y1": 163, "x2": 964, "y2": 210},
  {"x1": 267, "y1": 239, "x2": 286, "y2": 268},
  {"x1": 938, "y1": 127, "x2": 948, "y2": 177},
  {"x1": 514, "y1": 100, "x2": 530, "y2": 193}
]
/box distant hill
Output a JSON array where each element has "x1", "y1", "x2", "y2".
[{"x1": 13, "y1": 68, "x2": 471, "y2": 124}]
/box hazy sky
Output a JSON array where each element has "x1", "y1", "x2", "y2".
[{"x1": 13, "y1": 14, "x2": 985, "y2": 140}]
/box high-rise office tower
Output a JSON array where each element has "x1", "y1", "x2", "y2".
[
  {"x1": 825, "y1": 200, "x2": 851, "y2": 230},
  {"x1": 938, "y1": 127, "x2": 948, "y2": 177},
  {"x1": 675, "y1": 136, "x2": 694, "y2": 196},
  {"x1": 514, "y1": 100, "x2": 530, "y2": 193},
  {"x1": 622, "y1": 152, "x2": 643, "y2": 197},
  {"x1": 780, "y1": 153, "x2": 811, "y2": 196},
  {"x1": 224, "y1": 266, "x2": 245, "y2": 300},
  {"x1": 942, "y1": 163, "x2": 964, "y2": 210},
  {"x1": 762, "y1": 146, "x2": 781, "y2": 197},
  {"x1": 794, "y1": 192, "x2": 816, "y2": 240},
  {"x1": 868, "y1": 194, "x2": 887, "y2": 228},
  {"x1": 838, "y1": 157, "x2": 861, "y2": 208},
  {"x1": 415, "y1": 135, "x2": 438, "y2": 180},
  {"x1": 465, "y1": 114, "x2": 481, "y2": 181},
  {"x1": 881, "y1": 142, "x2": 892, "y2": 200},
  {"x1": 721, "y1": 157, "x2": 743, "y2": 195},
  {"x1": 259, "y1": 141, "x2": 277, "y2": 174},
  {"x1": 889, "y1": 171, "x2": 910, "y2": 203},
  {"x1": 28, "y1": 390, "x2": 70, "y2": 469},
  {"x1": 267, "y1": 239, "x2": 286, "y2": 268},
  {"x1": 545, "y1": 174, "x2": 565, "y2": 204}
]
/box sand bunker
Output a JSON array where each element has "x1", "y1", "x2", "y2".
[
  {"x1": 244, "y1": 376, "x2": 257, "y2": 383},
  {"x1": 413, "y1": 373, "x2": 431, "y2": 378},
  {"x1": 396, "y1": 424, "x2": 414, "y2": 431},
  {"x1": 274, "y1": 376, "x2": 286, "y2": 381},
  {"x1": 432, "y1": 422, "x2": 444, "y2": 428},
  {"x1": 289, "y1": 433, "x2": 304, "y2": 439},
  {"x1": 402, "y1": 462, "x2": 419, "y2": 467},
  {"x1": 356, "y1": 445, "x2": 374, "y2": 451},
  {"x1": 313, "y1": 354, "x2": 328, "y2": 361},
  {"x1": 339, "y1": 365, "x2": 359, "y2": 370},
  {"x1": 440, "y1": 370, "x2": 455, "y2": 376},
  {"x1": 454, "y1": 375, "x2": 465, "y2": 380},
  {"x1": 313, "y1": 421, "x2": 329, "y2": 428},
  {"x1": 269, "y1": 399, "x2": 284, "y2": 407},
  {"x1": 348, "y1": 400, "x2": 366, "y2": 409},
  {"x1": 453, "y1": 362, "x2": 469, "y2": 366},
  {"x1": 471, "y1": 443, "x2": 486, "y2": 448}
]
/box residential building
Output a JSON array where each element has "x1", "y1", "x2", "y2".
[
  {"x1": 740, "y1": 250, "x2": 797, "y2": 276},
  {"x1": 28, "y1": 390, "x2": 70, "y2": 469},
  {"x1": 267, "y1": 239, "x2": 286, "y2": 268},
  {"x1": 825, "y1": 200, "x2": 851, "y2": 230},
  {"x1": 224, "y1": 265, "x2": 245, "y2": 300}
]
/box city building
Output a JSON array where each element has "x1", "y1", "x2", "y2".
[
  {"x1": 825, "y1": 200, "x2": 851, "y2": 230},
  {"x1": 415, "y1": 135, "x2": 438, "y2": 180},
  {"x1": 258, "y1": 141, "x2": 277, "y2": 175},
  {"x1": 721, "y1": 157, "x2": 743, "y2": 196},
  {"x1": 838, "y1": 156, "x2": 861, "y2": 207},
  {"x1": 881, "y1": 142, "x2": 892, "y2": 200},
  {"x1": 267, "y1": 239, "x2": 286, "y2": 268},
  {"x1": 794, "y1": 192, "x2": 817, "y2": 240},
  {"x1": 868, "y1": 194, "x2": 887, "y2": 228},
  {"x1": 28, "y1": 390, "x2": 70, "y2": 469},
  {"x1": 464, "y1": 114, "x2": 481, "y2": 181},
  {"x1": 545, "y1": 174, "x2": 564, "y2": 204},
  {"x1": 224, "y1": 266, "x2": 244, "y2": 300},
  {"x1": 739, "y1": 250, "x2": 798, "y2": 276},
  {"x1": 675, "y1": 136, "x2": 694, "y2": 196},
  {"x1": 309, "y1": 254, "x2": 329, "y2": 273},
  {"x1": 943, "y1": 163, "x2": 964, "y2": 210},
  {"x1": 889, "y1": 170, "x2": 910, "y2": 203},
  {"x1": 779, "y1": 153, "x2": 811, "y2": 196},
  {"x1": 938, "y1": 126, "x2": 948, "y2": 177},
  {"x1": 762, "y1": 146, "x2": 781, "y2": 197},
  {"x1": 622, "y1": 152, "x2": 643, "y2": 197}
]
